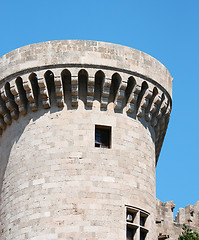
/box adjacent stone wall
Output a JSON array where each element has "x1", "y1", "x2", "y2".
[
  {"x1": 175, "y1": 201, "x2": 199, "y2": 232},
  {"x1": 156, "y1": 199, "x2": 199, "y2": 240}
]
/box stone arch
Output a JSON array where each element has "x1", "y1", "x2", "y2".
[
  {"x1": 125, "y1": 76, "x2": 136, "y2": 104},
  {"x1": 153, "y1": 87, "x2": 158, "y2": 96},
  {"x1": 61, "y1": 69, "x2": 72, "y2": 108},
  {"x1": 4, "y1": 82, "x2": 19, "y2": 120},
  {"x1": 0, "y1": 92, "x2": 9, "y2": 129},
  {"x1": 15, "y1": 77, "x2": 28, "y2": 115},
  {"x1": 44, "y1": 70, "x2": 56, "y2": 104},
  {"x1": 5, "y1": 82, "x2": 14, "y2": 102},
  {"x1": 78, "y1": 69, "x2": 88, "y2": 104},
  {"x1": 94, "y1": 70, "x2": 105, "y2": 102},
  {"x1": 29, "y1": 73, "x2": 40, "y2": 106},
  {"x1": 136, "y1": 81, "x2": 148, "y2": 114},
  {"x1": 108, "y1": 72, "x2": 121, "y2": 104}
]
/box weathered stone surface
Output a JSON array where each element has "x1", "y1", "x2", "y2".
[
  {"x1": 0, "y1": 40, "x2": 173, "y2": 240},
  {"x1": 156, "y1": 199, "x2": 199, "y2": 240}
]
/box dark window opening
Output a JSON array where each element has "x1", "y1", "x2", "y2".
[
  {"x1": 190, "y1": 211, "x2": 194, "y2": 217},
  {"x1": 140, "y1": 213, "x2": 148, "y2": 227},
  {"x1": 127, "y1": 210, "x2": 137, "y2": 223},
  {"x1": 126, "y1": 206, "x2": 149, "y2": 240},
  {"x1": 95, "y1": 125, "x2": 111, "y2": 149},
  {"x1": 127, "y1": 226, "x2": 136, "y2": 240},
  {"x1": 140, "y1": 230, "x2": 147, "y2": 240}
]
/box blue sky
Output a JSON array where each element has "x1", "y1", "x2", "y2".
[{"x1": 1, "y1": 0, "x2": 199, "y2": 217}]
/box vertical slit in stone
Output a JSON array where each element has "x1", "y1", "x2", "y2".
[
  {"x1": 78, "y1": 69, "x2": 88, "y2": 105},
  {"x1": 108, "y1": 73, "x2": 121, "y2": 104},
  {"x1": 125, "y1": 76, "x2": 136, "y2": 105},
  {"x1": 29, "y1": 73, "x2": 40, "y2": 106},
  {"x1": 16, "y1": 77, "x2": 28, "y2": 112},
  {"x1": 61, "y1": 69, "x2": 72, "y2": 108},
  {"x1": 94, "y1": 70, "x2": 105, "y2": 102},
  {"x1": 136, "y1": 81, "x2": 148, "y2": 114},
  {"x1": 44, "y1": 70, "x2": 56, "y2": 105}
]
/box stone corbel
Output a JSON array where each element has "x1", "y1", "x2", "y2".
[
  {"x1": 10, "y1": 84, "x2": 27, "y2": 116},
  {"x1": 87, "y1": 75, "x2": 95, "y2": 107},
  {"x1": 70, "y1": 69, "x2": 79, "y2": 107},
  {"x1": 137, "y1": 88, "x2": 153, "y2": 118},
  {"x1": 145, "y1": 93, "x2": 162, "y2": 122},
  {"x1": 1, "y1": 87, "x2": 19, "y2": 120},
  {"x1": 23, "y1": 74, "x2": 37, "y2": 112},
  {"x1": 126, "y1": 84, "x2": 142, "y2": 114},
  {"x1": 0, "y1": 96, "x2": 12, "y2": 125},
  {"x1": 151, "y1": 94, "x2": 165, "y2": 127},
  {"x1": 53, "y1": 69, "x2": 64, "y2": 107},
  {"x1": 101, "y1": 76, "x2": 111, "y2": 109},
  {"x1": 114, "y1": 81, "x2": 127, "y2": 110},
  {"x1": 156, "y1": 98, "x2": 168, "y2": 121},
  {"x1": 37, "y1": 71, "x2": 50, "y2": 109},
  {"x1": 71, "y1": 76, "x2": 78, "y2": 107}
]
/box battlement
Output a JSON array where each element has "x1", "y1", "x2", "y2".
[
  {"x1": 156, "y1": 199, "x2": 199, "y2": 239},
  {"x1": 175, "y1": 201, "x2": 199, "y2": 228}
]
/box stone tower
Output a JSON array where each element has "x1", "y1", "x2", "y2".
[{"x1": 0, "y1": 40, "x2": 172, "y2": 240}]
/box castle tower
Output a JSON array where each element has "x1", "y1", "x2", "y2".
[{"x1": 0, "y1": 40, "x2": 172, "y2": 240}]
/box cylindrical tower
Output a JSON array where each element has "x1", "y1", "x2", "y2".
[{"x1": 0, "y1": 40, "x2": 172, "y2": 240}]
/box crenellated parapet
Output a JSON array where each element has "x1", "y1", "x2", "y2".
[
  {"x1": 174, "y1": 201, "x2": 199, "y2": 227},
  {"x1": 156, "y1": 199, "x2": 199, "y2": 239},
  {"x1": 0, "y1": 40, "x2": 172, "y2": 162}
]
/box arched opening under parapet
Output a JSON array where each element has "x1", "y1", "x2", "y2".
[
  {"x1": 124, "y1": 76, "x2": 136, "y2": 106},
  {"x1": 136, "y1": 81, "x2": 148, "y2": 114},
  {"x1": 0, "y1": 93, "x2": 8, "y2": 132},
  {"x1": 151, "y1": 92, "x2": 165, "y2": 122},
  {"x1": 16, "y1": 77, "x2": 28, "y2": 114},
  {"x1": 153, "y1": 87, "x2": 158, "y2": 96},
  {"x1": 44, "y1": 70, "x2": 56, "y2": 105},
  {"x1": 146, "y1": 87, "x2": 159, "y2": 113},
  {"x1": 5, "y1": 82, "x2": 19, "y2": 115},
  {"x1": 94, "y1": 70, "x2": 105, "y2": 102},
  {"x1": 78, "y1": 69, "x2": 88, "y2": 105},
  {"x1": 108, "y1": 73, "x2": 121, "y2": 104},
  {"x1": 61, "y1": 69, "x2": 72, "y2": 109},
  {"x1": 29, "y1": 73, "x2": 40, "y2": 107},
  {"x1": 143, "y1": 86, "x2": 159, "y2": 124},
  {"x1": 0, "y1": 92, "x2": 10, "y2": 126}
]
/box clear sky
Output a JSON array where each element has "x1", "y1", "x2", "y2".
[{"x1": 1, "y1": 0, "x2": 199, "y2": 217}]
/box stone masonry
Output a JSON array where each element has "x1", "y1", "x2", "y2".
[
  {"x1": 0, "y1": 40, "x2": 184, "y2": 239},
  {"x1": 156, "y1": 199, "x2": 199, "y2": 239}
]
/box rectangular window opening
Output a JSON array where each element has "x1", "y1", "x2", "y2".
[
  {"x1": 127, "y1": 226, "x2": 136, "y2": 240},
  {"x1": 140, "y1": 230, "x2": 147, "y2": 240},
  {"x1": 127, "y1": 209, "x2": 137, "y2": 223},
  {"x1": 140, "y1": 212, "x2": 148, "y2": 227},
  {"x1": 126, "y1": 206, "x2": 149, "y2": 240},
  {"x1": 95, "y1": 125, "x2": 111, "y2": 149}
]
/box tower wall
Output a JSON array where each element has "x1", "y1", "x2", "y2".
[{"x1": 0, "y1": 40, "x2": 172, "y2": 240}]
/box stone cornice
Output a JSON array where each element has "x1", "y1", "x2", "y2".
[
  {"x1": 0, "y1": 66, "x2": 171, "y2": 163},
  {"x1": 0, "y1": 40, "x2": 173, "y2": 96}
]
